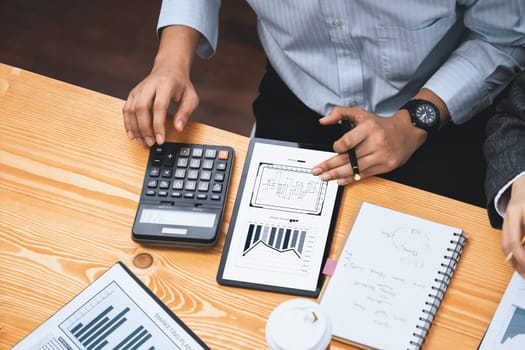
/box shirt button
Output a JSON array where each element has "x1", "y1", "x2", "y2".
[{"x1": 333, "y1": 19, "x2": 343, "y2": 27}]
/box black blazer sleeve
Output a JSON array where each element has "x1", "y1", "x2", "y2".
[{"x1": 483, "y1": 72, "x2": 525, "y2": 228}]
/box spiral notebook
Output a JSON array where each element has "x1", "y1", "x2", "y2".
[{"x1": 320, "y1": 202, "x2": 467, "y2": 350}]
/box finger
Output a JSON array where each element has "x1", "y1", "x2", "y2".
[
  {"x1": 333, "y1": 123, "x2": 369, "y2": 155},
  {"x1": 312, "y1": 153, "x2": 348, "y2": 176},
  {"x1": 316, "y1": 153, "x2": 374, "y2": 182},
  {"x1": 134, "y1": 84, "x2": 157, "y2": 147},
  {"x1": 122, "y1": 93, "x2": 137, "y2": 140},
  {"x1": 152, "y1": 87, "x2": 171, "y2": 145},
  {"x1": 123, "y1": 92, "x2": 146, "y2": 146},
  {"x1": 502, "y1": 208, "x2": 525, "y2": 273},
  {"x1": 173, "y1": 87, "x2": 199, "y2": 132},
  {"x1": 319, "y1": 106, "x2": 365, "y2": 126}
]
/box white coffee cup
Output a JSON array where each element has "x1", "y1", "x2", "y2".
[{"x1": 266, "y1": 298, "x2": 332, "y2": 350}]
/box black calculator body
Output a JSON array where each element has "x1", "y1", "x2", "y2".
[{"x1": 132, "y1": 143, "x2": 234, "y2": 247}]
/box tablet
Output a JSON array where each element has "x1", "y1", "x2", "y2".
[{"x1": 217, "y1": 138, "x2": 343, "y2": 297}]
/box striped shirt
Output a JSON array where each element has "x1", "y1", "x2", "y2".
[{"x1": 158, "y1": 0, "x2": 525, "y2": 124}]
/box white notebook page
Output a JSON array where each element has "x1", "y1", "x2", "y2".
[{"x1": 320, "y1": 202, "x2": 463, "y2": 350}]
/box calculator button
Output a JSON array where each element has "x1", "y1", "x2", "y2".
[
  {"x1": 200, "y1": 171, "x2": 212, "y2": 181},
  {"x1": 185, "y1": 181, "x2": 197, "y2": 191},
  {"x1": 152, "y1": 157, "x2": 162, "y2": 166},
  {"x1": 149, "y1": 167, "x2": 160, "y2": 177},
  {"x1": 172, "y1": 180, "x2": 184, "y2": 190},
  {"x1": 214, "y1": 173, "x2": 225, "y2": 182},
  {"x1": 179, "y1": 147, "x2": 191, "y2": 157},
  {"x1": 218, "y1": 150, "x2": 229, "y2": 160},
  {"x1": 158, "y1": 190, "x2": 168, "y2": 197},
  {"x1": 153, "y1": 146, "x2": 164, "y2": 154},
  {"x1": 146, "y1": 190, "x2": 156, "y2": 196},
  {"x1": 216, "y1": 162, "x2": 227, "y2": 171},
  {"x1": 171, "y1": 191, "x2": 182, "y2": 198},
  {"x1": 164, "y1": 153, "x2": 175, "y2": 166},
  {"x1": 177, "y1": 158, "x2": 188, "y2": 167},
  {"x1": 205, "y1": 149, "x2": 217, "y2": 158},
  {"x1": 184, "y1": 193, "x2": 195, "y2": 199},
  {"x1": 147, "y1": 180, "x2": 158, "y2": 188},
  {"x1": 202, "y1": 160, "x2": 214, "y2": 170},
  {"x1": 211, "y1": 194, "x2": 221, "y2": 201},
  {"x1": 212, "y1": 183, "x2": 223, "y2": 192},
  {"x1": 198, "y1": 182, "x2": 209, "y2": 192},
  {"x1": 187, "y1": 169, "x2": 199, "y2": 180},
  {"x1": 174, "y1": 169, "x2": 186, "y2": 178},
  {"x1": 197, "y1": 194, "x2": 208, "y2": 200},
  {"x1": 192, "y1": 148, "x2": 203, "y2": 158},
  {"x1": 159, "y1": 180, "x2": 170, "y2": 189},
  {"x1": 189, "y1": 158, "x2": 201, "y2": 168},
  {"x1": 161, "y1": 169, "x2": 172, "y2": 178}
]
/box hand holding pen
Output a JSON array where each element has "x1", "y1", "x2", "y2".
[{"x1": 311, "y1": 105, "x2": 426, "y2": 185}]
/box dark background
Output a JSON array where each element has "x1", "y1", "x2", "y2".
[{"x1": 0, "y1": 0, "x2": 266, "y2": 136}]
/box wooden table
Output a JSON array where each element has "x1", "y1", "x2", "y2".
[{"x1": 0, "y1": 63, "x2": 513, "y2": 349}]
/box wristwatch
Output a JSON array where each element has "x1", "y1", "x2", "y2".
[{"x1": 401, "y1": 99, "x2": 440, "y2": 134}]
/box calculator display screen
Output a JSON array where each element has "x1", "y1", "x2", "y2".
[{"x1": 139, "y1": 208, "x2": 216, "y2": 228}]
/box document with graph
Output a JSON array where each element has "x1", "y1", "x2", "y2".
[
  {"x1": 479, "y1": 272, "x2": 525, "y2": 349},
  {"x1": 217, "y1": 138, "x2": 342, "y2": 297},
  {"x1": 13, "y1": 262, "x2": 209, "y2": 350}
]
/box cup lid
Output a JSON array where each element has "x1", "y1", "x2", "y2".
[{"x1": 266, "y1": 299, "x2": 332, "y2": 350}]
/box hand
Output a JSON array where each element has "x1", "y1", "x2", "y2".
[
  {"x1": 502, "y1": 174, "x2": 525, "y2": 278},
  {"x1": 311, "y1": 106, "x2": 427, "y2": 185},
  {"x1": 122, "y1": 25, "x2": 200, "y2": 147},
  {"x1": 123, "y1": 63, "x2": 199, "y2": 147}
]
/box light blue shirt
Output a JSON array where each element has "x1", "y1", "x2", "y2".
[{"x1": 158, "y1": 0, "x2": 525, "y2": 124}]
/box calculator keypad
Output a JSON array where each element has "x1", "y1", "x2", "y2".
[{"x1": 141, "y1": 143, "x2": 233, "y2": 205}]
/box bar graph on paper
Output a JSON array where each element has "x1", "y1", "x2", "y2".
[
  {"x1": 251, "y1": 164, "x2": 327, "y2": 215},
  {"x1": 59, "y1": 281, "x2": 178, "y2": 350},
  {"x1": 238, "y1": 222, "x2": 315, "y2": 275}
]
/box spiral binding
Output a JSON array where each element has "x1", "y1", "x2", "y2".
[{"x1": 408, "y1": 232, "x2": 467, "y2": 349}]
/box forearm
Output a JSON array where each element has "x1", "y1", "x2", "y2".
[
  {"x1": 153, "y1": 25, "x2": 201, "y2": 75},
  {"x1": 424, "y1": 0, "x2": 525, "y2": 124}
]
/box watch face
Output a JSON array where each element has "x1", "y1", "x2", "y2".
[{"x1": 415, "y1": 104, "x2": 437, "y2": 125}]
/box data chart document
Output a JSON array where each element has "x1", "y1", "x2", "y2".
[
  {"x1": 217, "y1": 138, "x2": 342, "y2": 297},
  {"x1": 13, "y1": 262, "x2": 209, "y2": 350},
  {"x1": 479, "y1": 272, "x2": 525, "y2": 350}
]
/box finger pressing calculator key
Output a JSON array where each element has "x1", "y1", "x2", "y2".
[{"x1": 132, "y1": 142, "x2": 234, "y2": 247}]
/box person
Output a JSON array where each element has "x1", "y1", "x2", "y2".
[
  {"x1": 122, "y1": 1, "x2": 525, "y2": 207},
  {"x1": 483, "y1": 71, "x2": 525, "y2": 278}
]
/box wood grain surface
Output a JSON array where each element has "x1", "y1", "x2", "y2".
[{"x1": 0, "y1": 63, "x2": 514, "y2": 349}]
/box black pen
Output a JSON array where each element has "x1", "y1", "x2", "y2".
[{"x1": 340, "y1": 119, "x2": 361, "y2": 181}]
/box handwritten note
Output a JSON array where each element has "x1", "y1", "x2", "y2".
[{"x1": 320, "y1": 202, "x2": 465, "y2": 350}]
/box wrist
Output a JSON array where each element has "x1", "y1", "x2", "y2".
[
  {"x1": 154, "y1": 25, "x2": 200, "y2": 74},
  {"x1": 393, "y1": 109, "x2": 428, "y2": 146}
]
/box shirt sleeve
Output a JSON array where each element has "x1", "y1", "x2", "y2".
[
  {"x1": 157, "y1": 0, "x2": 221, "y2": 59},
  {"x1": 494, "y1": 172, "x2": 525, "y2": 218},
  {"x1": 424, "y1": 0, "x2": 525, "y2": 124}
]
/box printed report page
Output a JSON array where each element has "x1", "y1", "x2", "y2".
[{"x1": 13, "y1": 263, "x2": 208, "y2": 350}]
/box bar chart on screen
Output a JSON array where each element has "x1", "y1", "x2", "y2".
[
  {"x1": 60, "y1": 281, "x2": 165, "y2": 350},
  {"x1": 237, "y1": 221, "x2": 315, "y2": 275},
  {"x1": 13, "y1": 263, "x2": 209, "y2": 350}
]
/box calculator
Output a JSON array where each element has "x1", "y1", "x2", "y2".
[{"x1": 132, "y1": 142, "x2": 234, "y2": 247}]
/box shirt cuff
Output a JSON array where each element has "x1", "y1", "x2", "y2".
[
  {"x1": 494, "y1": 172, "x2": 525, "y2": 218},
  {"x1": 424, "y1": 52, "x2": 489, "y2": 125},
  {"x1": 157, "y1": 0, "x2": 220, "y2": 58}
]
